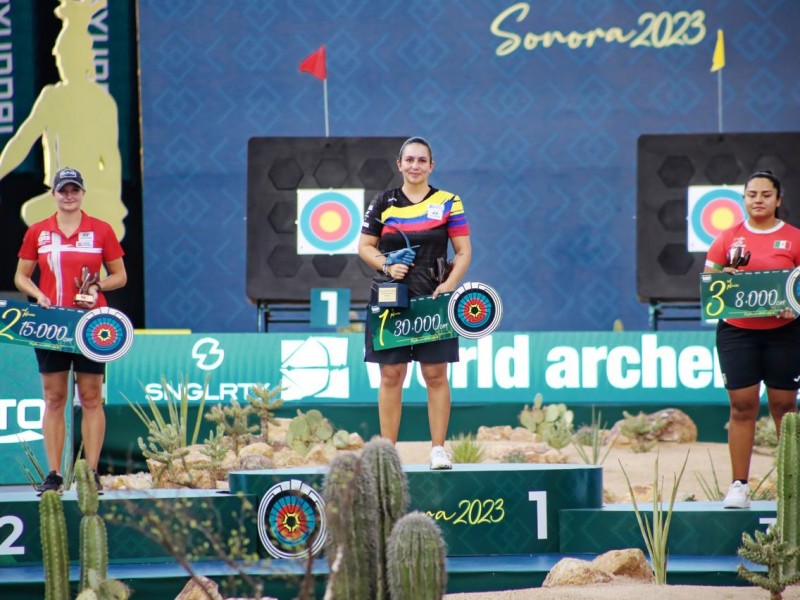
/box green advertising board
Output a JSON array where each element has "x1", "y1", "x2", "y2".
[
  {"x1": 0, "y1": 344, "x2": 47, "y2": 485},
  {"x1": 1, "y1": 329, "x2": 737, "y2": 483},
  {"x1": 104, "y1": 330, "x2": 728, "y2": 408}
]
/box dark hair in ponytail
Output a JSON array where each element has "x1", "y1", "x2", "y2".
[{"x1": 746, "y1": 170, "x2": 782, "y2": 197}]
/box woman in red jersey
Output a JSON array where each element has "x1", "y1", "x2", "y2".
[
  {"x1": 14, "y1": 166, "x2": 127, "y2": 493},
  {"x1": 704, "y1": 170, "x2": 800, "y2": 509}
]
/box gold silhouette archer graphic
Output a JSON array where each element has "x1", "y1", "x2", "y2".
[{"x1": 0, "y1": 0, "x2": 127, "y2": 241}]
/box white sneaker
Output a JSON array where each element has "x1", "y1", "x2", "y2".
[
  {"x1": 430, "y1": 446, "x2": 452, "y2": 470},
  {"x1": 723, "y1": 481, "x2": 751, "y2": 509}
]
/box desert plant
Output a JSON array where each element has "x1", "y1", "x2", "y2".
[
  {"x1": 245, "y1": 383, "x2": 283, "y2": 443},
  {"x1": 620, "y1": 410, "x2": 667, "y2": 453},
  {"x1": 106, "y1": 493, "x2": 262, "y2": 600},
  {"x1": 500, "y1": 449, "x2": 528, "y2": 463},
  {"x1": 387, "y1": 511, "x2": 447, "y2": 600},
  {"x1": 323, "y1": 452, "x2": 378, "y2": 600},
  {"x1": 694, "y1": 448, "x2": 776, "y2": 501},
  {"x1": 361, "y1": 438, "x2": 409, "y2": 600},
  {"x1": 449, "y1": 433, "x2": 486, "y2": 464},
  {"x1": 76, "y1": 460, "x2": 108, "y2": 590},
  {"x1": 756, "y1": 415, "x2": 780, "y2": 450},
  {"x1": 519, "y1": 393, "x2": 574, "y2": 449},
  {"x1": 204, "y1": 399, "x2": 257, "y2": 455},
  {"x1": 620, "y1": 450, "x2": 689, "y2": 584},
  {"x1": 40, "y1": 490, "x2": 70, "y2": 600},
  {"x1": 286, "y1": 409, "x2": 336, "y2": 457},
  {"x1": 127, "y1": 375, "x2": 210, "y2": 449},
  {"x1": 777, "y1": 412, "x2": 800, "y2": 576},
  {"x1": 738, "y1": 525, "x2": 800, "y2": 600},
  {"x1": 572, "y1": 407, "x2": 617, "y2": 465}
]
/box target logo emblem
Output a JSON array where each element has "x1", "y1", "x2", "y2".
[
  {"x1": 447, "y1": 282, "x2": 503, "y2": 339},
  {"x1": 75, "y1": 307, "x2": 134, "y2": 362},
  {"x1": 297, "y1": 189, "x2": 364, "y2": 254},
  {"x1": 687, "y1": 185, "x2": 745, "y2": 252},
  {"x1": 257, "y1": 479, "x2": 327, "y2": 558}
]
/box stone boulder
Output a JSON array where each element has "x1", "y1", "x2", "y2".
[
  {"x1": 543, "y1": 557, "x2": 613, "y2": 587},
  {"x1": 175, "y1": 575, "x2": 223, "y2": 600},
  {"x1": 610, "y1": 408, "x2": 697, "y2": 445},
  {"x1": 592, "y1": 548, "x2": 654, "y2": 582}
]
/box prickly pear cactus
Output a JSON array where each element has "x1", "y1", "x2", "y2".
[
  {"x1": 519, "y1": 393, "x2": 574, "y2": 449},
  {"x1": 40, "y1": 490, "x2": 70, "y2": 600},
  {"x1": 387, "y1": 511, "x2": 447, "y2": 600},
  {"x1": 362, "y1": 438, "x2": 409, "y2": 600},
  {"x1": 778, "y1": 412, "x2": 800, "y2": 575},
  {"x1": 322, "y1": 452, "x2": 378, "y2": 599},
  {"x1": 286, "y1": 409, "x2": 337, "y2": 456}
]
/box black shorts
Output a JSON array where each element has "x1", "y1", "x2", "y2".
[
  {"x1": 34, "y1": 349, "x2": 106, "y2": 375},
  {"x1": 364, "y1": 304, "x2": 460, "y2": 364},
  {"x1": 716, "y1": 318, "x2": 800, "y2": 390}
]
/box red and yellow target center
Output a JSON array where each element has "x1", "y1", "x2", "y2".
[{"x1": 709, "y1": 206, "x2": 735, "y2": 231}]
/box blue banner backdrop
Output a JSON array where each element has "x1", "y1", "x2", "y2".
[{"x1": 138, "y1": 1, "x2": 800, "y2": 332}]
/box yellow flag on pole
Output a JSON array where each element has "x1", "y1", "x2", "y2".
[{"x1": 711, "y1": 29, "x2": 725, "y2": 72}]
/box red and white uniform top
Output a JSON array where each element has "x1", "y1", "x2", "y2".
[
  {"x1": 706, "y1": 219, "x2": 800, "y2": 329},
  {"x1": 18, "y1": 211, "x2": 124, "y2": 309}
]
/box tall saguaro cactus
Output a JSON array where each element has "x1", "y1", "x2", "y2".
[
  {"x1": 778, "y1": 412, "x2": 800, "y2": 576},
  {"x1": 361, "y1": 438, "x2": 409, "y2": 600},
  {"x1": 40, "y1": 490, "x2": 70, "y2": 600},
  {"x1": 322, "y1": 452, "x2": 378, "y2": 600},
  {"x1": 76, "y1": 459, "x2": 108, "y2": 590}
]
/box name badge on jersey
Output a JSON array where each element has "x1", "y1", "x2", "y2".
[
  {"x1": 427, "y1": 204, "x2": 444, "y2": 221},
  {"x1": 77, "y1": 232, "x2": 95, "y2": 248},
  {"x1": 38, "y1": 231, "x2": 51, "y2": 246}
]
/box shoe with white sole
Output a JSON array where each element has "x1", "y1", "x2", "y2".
[
  {"x1": 723, "y1": 480, "x2": 751, "y2": 509},
  {"x1": 430, "y1": 445, "x2": 452, "y2": 470}
]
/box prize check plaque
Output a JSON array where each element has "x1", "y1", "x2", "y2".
[
  {"x1": 369, "y1": 282, "x2": 503, "y2": 350},
  {"x1": 0, "y1": 297, "x2": 134, "y2": 362},
  {"x1": 700, "y1": 268, "x2": 800, "y2": 320}
]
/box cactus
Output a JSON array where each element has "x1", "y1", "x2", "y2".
[
  {"x1": 387, "y1": 511, "x2": 447, "y2": 600},
  {"x1": 205, "y1": 399, "x2": 258, "y2": 455},
  {"x1": 286, "y1": 409, "x2": 335, "y2": 456},
  {"x1": 519, "y1": 393, "x2": 574, "y2": 449},
  {"x1": 362, "y1": 438, "x2": 409, "y2": 600},
  {"x1": 332, "y1": 429, "x2": 351, "y2": 449},
  {"x1": 778, "y1": 412, "x2": 800, "y2": 576},
  {"x1": 245, "y1": 383, "x2": 283, "y2": 443},
  {"x1": 738, "y1": 525, "x2": 800, "y2": 598},
  {"x1": 40, "y1": 490, "x2": 70, "y2": 600},
  {"x1": 322, "y1": 452, "x2": 378, "y2": 600},
  {"x1": 76, "y1": 460, "x2": 108, "y2": 591}
]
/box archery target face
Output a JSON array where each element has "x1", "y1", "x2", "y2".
[
  {"x1": 257, "y1": 478, "x2": 327, "y2": 558},
  {"x1": 75, "y1": 307, "x2": 134, "y2": 362},
  {"x1": 297, "y1": 189, "x2": 364, "y2": 254},
  {"x1": 687, "y1": 185, "x2": 745, "y2": 252},
  {"x1": 447, "y1": 282, "x2": 503, "y2": 339}
]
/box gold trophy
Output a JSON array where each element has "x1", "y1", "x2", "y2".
[{"x1": 74, "y1": 266, "x2": 99, "y2": 305}]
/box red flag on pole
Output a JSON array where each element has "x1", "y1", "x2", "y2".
[{"x1": 299, "y1": 45, "x2": 326, "y2": 80}]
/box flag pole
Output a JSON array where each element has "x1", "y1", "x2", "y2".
[
  {"x1": 323, "y1": 78, "x2": 330, "y2": 138},
  {"x1": 717, "y1": 70, "x2": 723, "y2": 133}
]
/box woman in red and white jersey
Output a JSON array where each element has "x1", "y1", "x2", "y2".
[
  {"x1": 704, "y1": 170, "x2": 800, "y2": 509},
  {"x1": 14, "y1": 166, "x2": 127, "y2": 493}
]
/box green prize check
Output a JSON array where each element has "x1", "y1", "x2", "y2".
[
  {"x1": 369, "y1": 292, "x2": 456, "y2": 351},
  {"x1": 0, "y1": 297, "x2": 134, "y2": 361},
  {"x1": 0, "y1": 297, "x2": 84, "y2": 352},
  {"x1": 699, "y1": 269, "x2": 800, "y2": 320}
]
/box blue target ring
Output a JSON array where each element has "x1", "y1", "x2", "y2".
[
  {"x1": 75, "y1": 307, "x2": 134, "y2": 362},
  {"x1": 299, "y1": 191, "x2": 362, "y2": 253},
  {"x1": 690, "y1": 188, "x2": 746, "y2": 247}
]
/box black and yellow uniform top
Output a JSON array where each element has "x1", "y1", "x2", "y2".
[{"x1": 361, "y1": 186, "x2": 470, "y2": 297}]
